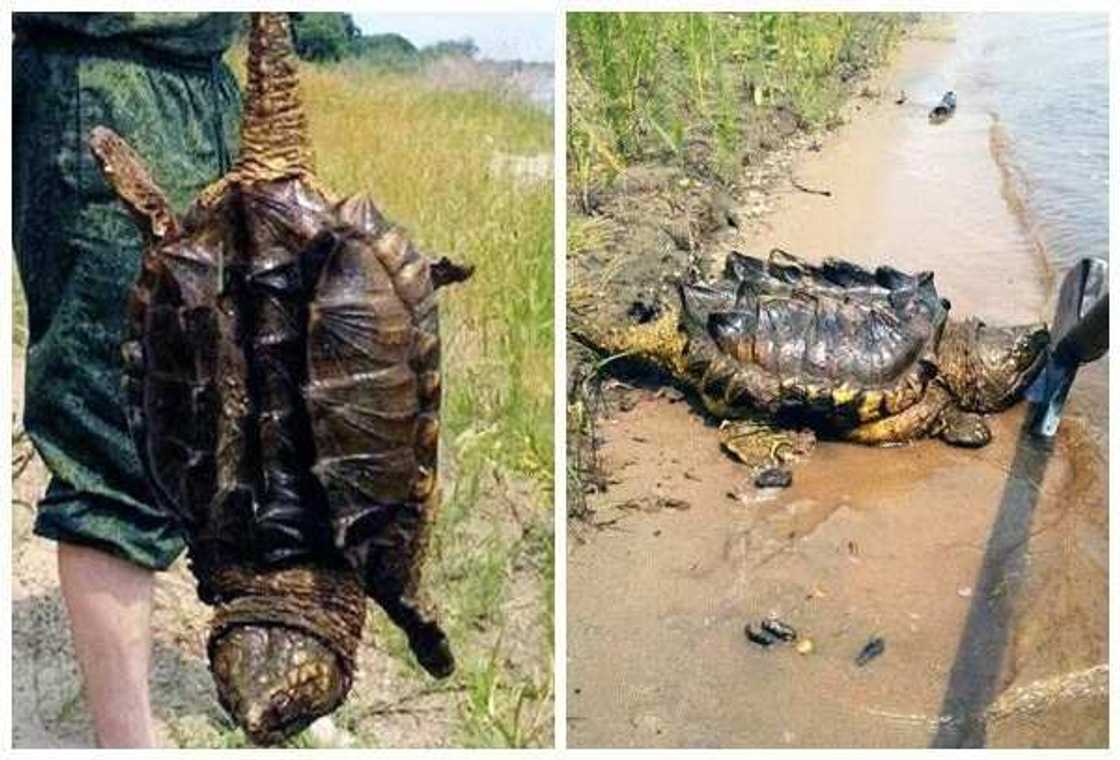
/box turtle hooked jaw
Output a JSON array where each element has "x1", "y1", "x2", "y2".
[{"x1": 939, "y1": 318, "x2": 1050, "y2": 412}]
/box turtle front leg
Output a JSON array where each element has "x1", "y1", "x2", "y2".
[{"x1": 938, "y1": 407, "x2": 992, "y2": 448}]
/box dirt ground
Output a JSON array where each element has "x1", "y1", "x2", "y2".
[{"x1": 567, "y1": 25, "x2": 1107, "y2": 749}]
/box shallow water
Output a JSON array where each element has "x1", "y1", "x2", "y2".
[{"x1": 943, "y1": 14, "x2": 1108, "y2": 272}]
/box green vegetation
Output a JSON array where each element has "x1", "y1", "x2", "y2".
[
  {"x1": 350, "y1": 33, "x2": 418, "y2": 66},
  {"x1": 568, "y1": 12, "x2": 909, "y2": 186},
  {"x1": 290, "y1": 12, "x2": 362, "y2": 62}
]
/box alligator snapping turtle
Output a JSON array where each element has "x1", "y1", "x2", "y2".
[
  {"x1": 572, "y1": 248, "x2": 1047, "y2": 472},
  {"x1": 88, "y1": 13, "x2": 471, "y2": 744}
]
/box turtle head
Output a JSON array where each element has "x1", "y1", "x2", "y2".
[
  {"x1": 939, "y1": 318, "x2": 1049, "y2": 412},
  {"x1": 205, "y1": 566, "x2": 365, "y2": 745},
  {"x1": 210, "y1": 624, "x2": 351, "y2": 745}
]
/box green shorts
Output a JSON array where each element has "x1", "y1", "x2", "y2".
[
  {"x1": 34, "y1": 477, "x2": 186, "y2": 571},
  {"x1": 13, "y1": 13, "x2": 242, "y2": 571}
]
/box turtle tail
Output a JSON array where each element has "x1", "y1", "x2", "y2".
[
  {"x1": 569, "y1": 302, "x2": 690, "y2": 380},
  {"x1": 237, "y1": 12, "x2": 316, "y2": 183}
]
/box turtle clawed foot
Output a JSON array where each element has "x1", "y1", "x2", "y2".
[
  {"x1": 940, "y1": 410, "x2": 992, "y2": 448},
  {"x1": 430, "y1": 256, "x2": 474, "y2": 289},
  {"x1": 376, "y1": 594, "x2": 456, "y2": 678},
  {"x1": 718, "y1": 420, "x2": 816, "y2": 471},
  {"x1": 210, "y1": 625, "x2": 351, "y2": 746},
  {"x1": 407, "y1": 620, "x2": 455, "y2": 678}
]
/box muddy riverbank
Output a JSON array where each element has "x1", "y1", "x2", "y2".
[{"x1": 567, "y1": 19, "x2": 1107, "y2": 748}]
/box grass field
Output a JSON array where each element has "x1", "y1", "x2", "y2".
[
  {"x1": 12, "y1": 50, "x2": 554, "y2": 748},
  {"x1": 568, "y1": 12, "x2": 908, "y2": 189}
]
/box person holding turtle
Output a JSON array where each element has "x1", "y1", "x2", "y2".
[{"x1": 12, "y1": 12, "x2": 244, "y2": 747}]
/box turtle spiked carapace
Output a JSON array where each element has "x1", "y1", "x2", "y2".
[
  {"x1": 573, "y1": 248, "x2": 1047, "y2": 473},
  {"x1": 89, "y1": 12, "x2": 471, "y2": 744}
]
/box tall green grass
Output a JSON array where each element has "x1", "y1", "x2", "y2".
[
  {"x1": 568, "y1": 12, "x2": 907, "y2": 185},
  {"x1": 297, "y1": 61, "x2": 554, "y2": 481}
]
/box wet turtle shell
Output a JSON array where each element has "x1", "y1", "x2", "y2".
[
  {"x1": 91, "y1": 12, "x2": 470, "y2": 744},
  {"x1": 679, "y1": 249, "x2": 950, "y2": 433}
]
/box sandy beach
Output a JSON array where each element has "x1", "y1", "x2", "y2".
[{"x1": 567, "y1": 22, "x2": 1107, "y2": 748}]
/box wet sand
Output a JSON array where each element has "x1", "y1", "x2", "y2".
[{"x1": 567, "y1": 28, "x2": 1108, "y2": 748}]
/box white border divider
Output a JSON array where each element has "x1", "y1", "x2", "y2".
[
  {"x1": 553, "y1": 4, "x2": 569, "y2": 753},
  {"x1": 4, "y1": 3, "x2": 1120, "y2": 757}
]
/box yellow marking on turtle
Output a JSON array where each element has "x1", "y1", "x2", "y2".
[
  {"x1": 831, "y1": 384, "x2": 859, "y2": 406},
  {"x1": 858, "y1": 389, "x2": 885, "y2": 422},
  {"x1": 771, "y1": 438, "x2": 796, "y2": 461}
]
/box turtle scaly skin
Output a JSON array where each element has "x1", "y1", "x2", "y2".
[
  {"x1": 572, "y1": 249, "x2": 1047, "y2": 471},
  {"x1": 89, "y1": 12, "x2": 470, "y2": 744}
]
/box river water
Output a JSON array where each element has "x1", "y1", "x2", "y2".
[{"x1": 943, "y1": 14, "x2": 1109, "y2": 272}]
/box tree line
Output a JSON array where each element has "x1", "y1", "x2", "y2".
[{"x1": 279, "y1": 12, "x2": 479, "y2": 65}]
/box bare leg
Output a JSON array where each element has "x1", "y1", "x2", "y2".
[{"x1": 58, "y1": 543, "x2": 156, "y2": 747}]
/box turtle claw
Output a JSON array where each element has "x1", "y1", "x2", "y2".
[
  {"x1": 940, "y1": 409, "x2": 992, "y2": 448},
  {"x1": 718, "y1": 419, "x2": 815, "y2": 471},
  {"x1": 409, "y1": 620, "x2": 455, "y2": 679},
  {"x1": 210, "y1": 624, "x2": 351, "y2": 745},
  {"x1": 373, "y1": 592, "x2": 455, "y2": 678},
  {"x1": 430, "y1": 256, "x2": 474, "y2": 289}
]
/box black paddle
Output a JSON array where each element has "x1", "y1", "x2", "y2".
[{"x1": 1027, "y1": 257, "x2": 1108, "y2": 437}]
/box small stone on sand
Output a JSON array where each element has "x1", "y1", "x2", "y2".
[{"x1": 755, "y1": 467, "x2": 793, "y2": 488}]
